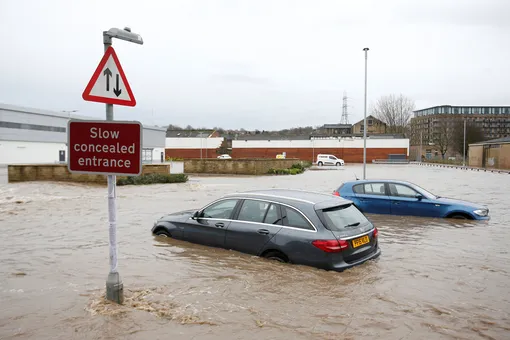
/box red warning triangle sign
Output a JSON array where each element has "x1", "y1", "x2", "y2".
[{"x1": 82, "y1": 46, "x2": 136, "y2": 107}]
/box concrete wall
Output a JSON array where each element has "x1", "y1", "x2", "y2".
[
  {"x1": 468, "y1": 143, "x2": 510, "y2": 170},
  {"x1": 184, "y1": 158, "x2": 301, "y2": 175},
  {"x1": 1, "y1": 140, "x2": 67, "y2": 165},
  {"x1": 501, "y1": 144, "x2": 510, "y2": 169},
  {"x1": 8, "y1": 163, "x2": 171, "y2": 185},
  {"x1": 468, "y1": 145, "x2": 483, "y2": 167}
]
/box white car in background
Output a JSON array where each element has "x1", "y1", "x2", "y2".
[
  {"x1": 316, "y1": 154, "x2": 344, "y2": 166},
  {"x1": 217, "y1": 154, "x2": 232, "y2": 159}
]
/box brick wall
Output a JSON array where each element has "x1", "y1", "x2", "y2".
[
  {"x1": 184, "y1": 159, "x2": 301, "y2": 175},
  {"x1": 231, "y1": 148, "x2": 407, "y2": 163},
  {"x1": 8, "y1": 164, "x2": 171, "y2": 185}
]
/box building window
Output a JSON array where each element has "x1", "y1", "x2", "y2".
[
  {"x1": 142, "y1": 148, "x2": 153, "y2": 164},
  {"x1": 0, "y1": 121, "x2": 66, "y2": 133},
  {"x1": 368, "y1": 119, "x2": 373, "y2": 126},
  {"x1": 454, "y1": 108, "x2": 459, "y2": 114}
]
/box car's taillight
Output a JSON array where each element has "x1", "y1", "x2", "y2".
[
  {"x1": 333, "y1": 191, "x2": 340, "y2": 196},
  {"x1": 372, "y1": 227, "x2": 378, "y2": 238},
  {"x1": 312, "y1": 239, "x2": 349, "y2": 253}
]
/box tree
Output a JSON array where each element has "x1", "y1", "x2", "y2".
[
  {"x1": 371, "y1": 94, "x2": 415, "y2": 136},
  {"x1": 452, "y1": 120, "x2": 485, "y2": 158},
  {"x1": 433, "y1": 119, "x2": 455, "y2": 159}
]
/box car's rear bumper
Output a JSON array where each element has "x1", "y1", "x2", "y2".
[{"x1": 329, "y1": 246, "x2": 381, "y2": 272}]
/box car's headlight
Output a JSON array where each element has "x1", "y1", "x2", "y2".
[{"x1": 474, "y1": 209, "x2": 488, "y2": 217}]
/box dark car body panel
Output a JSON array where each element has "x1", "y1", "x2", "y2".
[{"x1": 152, "y1": 189, "x2": 381, "y2": 272}]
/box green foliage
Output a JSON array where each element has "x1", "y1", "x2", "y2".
[
  {"x1": 117, "y1": 173, "x2": 188, "y2": 186},
  {"x1": 166, "y1": 157, "x2": 184, "y2": 161},
  {"x1": 268, "y1": 163, "x2": 308, "y2": 175}
]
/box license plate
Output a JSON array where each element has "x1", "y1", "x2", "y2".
[{"x1": 351, "y1": 235, "x2": 370, "y2": 248}]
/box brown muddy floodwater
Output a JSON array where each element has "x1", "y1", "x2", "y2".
[{"x1": 0, "y1": 164, "x2": 509, "y2": 340}]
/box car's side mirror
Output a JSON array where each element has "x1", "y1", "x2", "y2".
[
  {"x1": 192, "y1": 210, "x2": 200, "y2": 219},
  {"x1": 415, "y1": 193, "x2": 423, "y2": 200}
]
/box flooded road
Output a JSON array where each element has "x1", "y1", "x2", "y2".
[{"x1": 1, "y1": 164, "x2": 509, "y2": 340}]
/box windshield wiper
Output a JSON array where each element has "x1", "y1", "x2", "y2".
[{"x1": 344, "y1": 222, "x2": 360, "y2": 228}]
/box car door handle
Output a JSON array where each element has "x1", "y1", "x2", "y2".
[
  {"x1": 392, "y1": 201, "x2": 400, "y2": 205},
  {"x1": 215, "y1": 222, "x2": 224, "y2": 228},
  {"x1": 257, "y1": 229, "x2": 270, "y2": 235}
]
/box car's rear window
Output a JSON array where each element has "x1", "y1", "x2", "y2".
[{"x1": 320, "y1": 204, "x2": 369, "y2": 231}]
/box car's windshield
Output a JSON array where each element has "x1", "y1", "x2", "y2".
[{"x1": 320, "y1": 204, "x2": 370, "y2": 231}]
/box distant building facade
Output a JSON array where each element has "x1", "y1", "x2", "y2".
[
  {"x1": 410, "y1": 105, "x2": 510, "y2": 160},
  {"x1": 319, "y1": 124, "x2": 352, "y2": 136},
  {"x1": 411, "y1": 105, "x2": 510, "y2": 145},
  {"x1": 351, "y1": 115, "x2": 387, "y2": 135},
  {"x1": 468, "y1": 136, "x2": 510, "y2": 170}
]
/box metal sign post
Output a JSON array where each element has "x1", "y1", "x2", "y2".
[{"x1": 79, "y1": 27, "x2": 143, "y2": 304}]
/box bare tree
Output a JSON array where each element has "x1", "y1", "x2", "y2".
[
  {"x1": 371, "y1": 94, "x2": 415, "y2": 136},
  {"x1": 451, "y1": 120, "x2": 486, "y2": 158},
  {"x1": 433, "y1": 119, "x2": 455, "y2": 159}
]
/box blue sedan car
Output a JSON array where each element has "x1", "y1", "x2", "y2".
[{"x1": 333, "y1": 179, "x2": 489, "y2": 220}]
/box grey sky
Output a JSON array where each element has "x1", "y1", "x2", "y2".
[{"x1": 1, "y1": 0, "x2": 509, "y2": 130}]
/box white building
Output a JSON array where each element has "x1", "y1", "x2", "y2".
[{"x1": 0, "y1": 103, "x2": 166, "y2": 165}]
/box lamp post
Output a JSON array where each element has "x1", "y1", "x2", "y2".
[
  {"x1": 102, "y1": 26, "x2": 143, "y2": 304},
  {"x1": 362, "y1": 47, "x2": 369, "y2": 179}
]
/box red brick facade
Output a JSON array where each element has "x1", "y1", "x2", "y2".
[
  {"x1": 232, "y1": 148, "x2": 407, "y2": 162},
  {"x1": 166, "y1": 147, "x2": 407, "y2": 162}
]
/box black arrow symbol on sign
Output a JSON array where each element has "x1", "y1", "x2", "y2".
[
  {"x1": 113, "y1": 74, "x2": 122, "y2": 97},
  {"x1": 103, "y1": 68, "x2": 112, "y2": 91}
]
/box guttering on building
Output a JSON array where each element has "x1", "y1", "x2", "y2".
[
  {"x1": 0, "y1": 103, "x2": 166, "y2": 165},
  {"x1": 468, "y1": 137, "x2": 510, "y2": 170}
]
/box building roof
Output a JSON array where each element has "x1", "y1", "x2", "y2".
[
  {"x1": 321, "y1": 124, "x2": 352, "y2": 129},
  {"x1": 414, "y1": 105, "x2": 510, "y2": 112},
  {"x1": 0, "y1": 102, "x2": 166, "y2": 131},
  {"x1": 469, "y1": 136, "x2": 510, "y2": 146},
  {"x1": 166, "y1": 129, "x2": 216, "y2": 138},
  {"x1": 352, "y1": 115, "x2": 385, "y2": 126}
]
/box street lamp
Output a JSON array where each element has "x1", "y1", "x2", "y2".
[
  {"x1": 363, "y1": 47, "x2": 369, "y2": 179},
  {"x1": 102, "y1": 26, "x2": 143, "y2": 305}
]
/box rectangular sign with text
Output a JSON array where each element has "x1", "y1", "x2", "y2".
[{"x1": 68, "y1": 120, "x2": 143, "y2": 176}]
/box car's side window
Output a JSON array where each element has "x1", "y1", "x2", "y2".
[
  {"x1": 357, "y1": 182, "x2": 386, "y2": 195},
  {"x1": 281, "y1": 206, "x2": 314, "y2": 230},
  {"x1": 389, "y1": 184, "x2": 418, "y2": 198},
  {"x1": 202, "y1": 199, "x2": 239, "y2": 219},
  {"x1": 237, "y1": 199, "x2": 270, "y2": 223},
  {"x1": 353, "y1": 184, "x2": 364, "y2": 194},
  {"x1": 263, "y1": 204, "x2": 282, "y2": 225}
]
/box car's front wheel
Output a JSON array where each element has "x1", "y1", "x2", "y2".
[
  {"x1": 154, "y1": 228, "x2": 171, "y2": 237},
  {"x1": 336, "y1": 162, "x2": 341, "y2": 166},
  {"x1": 448, "y1": 214, "x2": 470, "y2": 220},
  {"x1": 317, "y1": 161, "x2": 323, "y2": 166}
]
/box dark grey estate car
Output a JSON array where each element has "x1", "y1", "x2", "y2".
[{"x1": 151, "y1": 189, "x2": 381, "y2": 272}]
